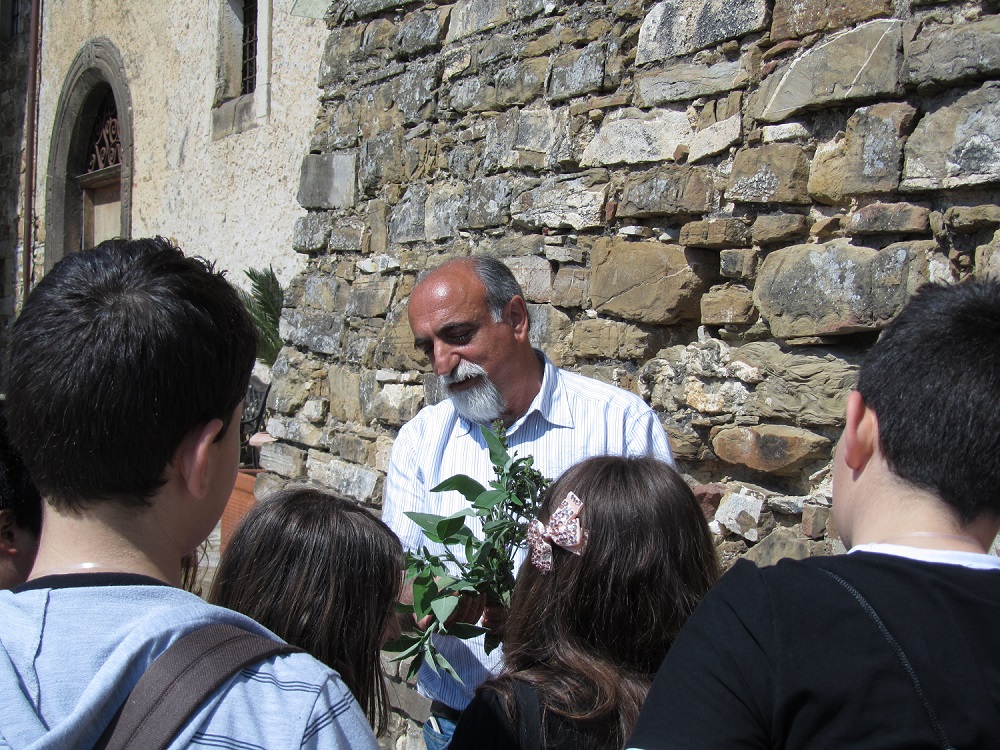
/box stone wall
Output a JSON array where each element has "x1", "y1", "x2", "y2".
[{"x1": 269, "y1": 1, "x2": 1000, "y2": 745}]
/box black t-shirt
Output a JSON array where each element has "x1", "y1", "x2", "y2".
[{"x1": 627, "y1": 552, "x2": 1000, "y2": 750}]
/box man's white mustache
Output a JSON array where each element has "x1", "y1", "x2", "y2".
[{"x1": 441, "y1": 361, "x2": 488, "y2": 388}]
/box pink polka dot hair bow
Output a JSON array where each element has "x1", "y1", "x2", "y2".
[{"x1": 527, "y1": 491, "x2": 589, "y2": 574}]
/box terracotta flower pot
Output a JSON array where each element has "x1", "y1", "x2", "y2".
[{"x1": 221, "y1": 469, "x2": 262, "y2": 554}]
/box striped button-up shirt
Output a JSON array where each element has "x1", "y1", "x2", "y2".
[{"x1": 383, "y1": 352, "x2": 673, "y2": 711}]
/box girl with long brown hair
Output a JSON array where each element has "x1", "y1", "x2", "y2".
[
  {"x1": 448, "y1": 456, "x2": 719, "y2": 750},
  {"x1": 210, "y1": 488, "x2": 404, "y2": 736}
]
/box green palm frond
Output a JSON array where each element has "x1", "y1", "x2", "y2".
[{"x1": 238, "y1": 266, "x2": 284, "y2": 366}]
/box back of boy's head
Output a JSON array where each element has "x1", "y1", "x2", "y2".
[
  {"x1": 5, "y1": 237, "x2": 257, "y2": 511},
  {"x1": 857, "y1": 279, "x2": 1000, "y2": 522},
  {"x1": 0, "y1": 410, "x2": 41, "y2": 536}
]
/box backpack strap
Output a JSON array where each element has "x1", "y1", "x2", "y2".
[
  {"x1": 512, "y1": 680, "x2": 544, "y2": 749},
  {"x1": 94, "y1": 623, "x2": 302, "y2": 750}
]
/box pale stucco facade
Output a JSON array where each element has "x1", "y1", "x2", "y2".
[{"x1": 29, "y1": 0, "x2": 326, "y2": 290}]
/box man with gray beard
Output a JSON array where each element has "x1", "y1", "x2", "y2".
[{"x1": 382, "y1": 256, "x2": 673, "y2": 749}]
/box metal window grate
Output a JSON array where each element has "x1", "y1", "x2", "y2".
[
  {"x1": 241, "y1": 0, "x2": 257, "y2": 95},
  {"x1": 84, "y1": 90, "x2": 122, "y2": 174}
]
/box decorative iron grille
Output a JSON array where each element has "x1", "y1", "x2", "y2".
[
  {"x1": 84, "y1": 90, "x2": 122, "y2": 174},
  {"x1": 241, "y1": 0, "x2": 257, "y2": 95}
]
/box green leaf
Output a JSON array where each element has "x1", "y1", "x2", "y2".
[
  {"x1": 484, "y1": 632, "x2": 503, "y2": 654},
  {"x1": 432, "y1": 475, "x2": 487, "y2": 502},
  {"x1": 436, "y1": 513, "x2": 471, "y2": 543},
  {"x1": 481, "y1": 426, "x2": 510, "y2": 467},
  {"x1": 430, "y1": 595, "x2": 460, "y2": 624},
  {"x1": 383, "y1": 634, "x2": 424, "y2": 659},
  {"x1": 472, "y1": 489, "x2": 508, "y2": 511},
  {"x1": 446, "y1": 623, "x2": 488, "y2": 639},
  {"x1": 237, "y1": 266, "x2": 284, "y2": 366},
  {"x1": 411, "y1": 576, "x2": 438, "y2": 621}
]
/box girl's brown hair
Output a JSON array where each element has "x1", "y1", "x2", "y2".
[
  {"x1": 210, "y1": 488, "x2": 404, "y2": 735},
  {"x1": 491, "y1": 456, "x2": 719, "y2": 747}
]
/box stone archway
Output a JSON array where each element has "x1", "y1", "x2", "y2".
[{"x1": 44, "y1": 37, "x2": 134, "y2": 271}]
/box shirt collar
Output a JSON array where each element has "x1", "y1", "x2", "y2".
[{"x1": 850, "y1": 543, "x2": 1000, "y2": 570}]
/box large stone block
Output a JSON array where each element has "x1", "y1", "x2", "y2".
[
  {"x1": 905, "y1": 16, "x2": 1000, "y2": 90},
  {"x1": 636, "y1": 0, "x2": 769, "y2": 64},
  {"x1": 507, "y1": 255, "x2": 553, "y2": 303},
  {"x1": 306, "y1": 450, "x2": 379, "y2": 503},
  {"x1": 551, "y1": 266, "x2": 590, "y2": 309},
  {"x1": 394, "y1": 61, "x2": 441, "y2": 126},
  {"x1": 701, "y1": 283, "x2": 756, "y2": 326},
  {"x1": 807, "y1": 103, "x2": 916, "y2": 203},
  {"x1": 753, "y1": 238, "x2": 925, "y2": 338},
  {"x1": 319, "y1": 26, "x2": 364, "y2": 87},
  {"x1": 635, "y1": 61, "x2": 744, "y2": 106},
  {"x1": 687, "y1": 115, "x2": 742, "y2": 164},
  {"x1": 293, "y1": 213, "x2": 332, "y2": 254},
  {"x1": 482, "y1": 108, "x2": 569, "y2": 172},
  {"x1": 580, "y1": 108, "x2": 693, "y2": 167},
  {"x1": 361, "y1": 372, "x2": 424, "y2": 427},
  {"x1": 752, "y1": 214, "x2": 809, "y2": 245},
  {"x1": 329, "y1": 217, "x2": 367, "y2": 253},
  {"x1": 268, "y1": 347, "x2": 312, "y2": 415},
  {"x1": 679, "y1": 218, "x2": 751, "y2": 249},
  {"x1": 735, "y1": 342, "x2": 858, "y2": 427},
  {"x1": 359, "y1": 129, "x2": 404, "y2": 195},
  {"x1": 712, "y1": 424, "x2": 830, "y2": 474},
  {"x1": 848, "y1": 201, "x2": 930, "y2": 235},
  {"x1": 511, "y1": 172, "x2": 609, "y2": 230},
  {"x1": 714, "y1": 488, "x2": 768, "y2": 542},
  {"x1": 618, "y1": 165, "x2": 714, "y2": 218},
  {"x1": 297, "y1": 153, "x2": 357, "y2": 210},
  {"x1": 467, "y1": 176, "x2": 514, "y2": 228},
  {"x1": 902, "y1": 82, "x2": 1000, "y2": 191},
  {"x1": 302, "y1": 275, "x2": 347, "y2": 313},
  {"x1": 259, "y1": 442, "x2": 308, "y2": 479},
  {"x1": 527, "y1": 304, "x2": 573, "y2": 365},
  {"x1": 388, "y1": 184, "x2": 428, "y2": 244},
  {"x1": 425, "y1": 183, "x2": 469, "y2": 241},
  {"x1": 280, "y1": 309, "x2": 344, "y2": 355},
  {"x1": 345, "y1": 274, "x2": 397, "y2": 319},
  {"x1": 590, "y1": 237, "x2": 715, "y2": 324},
  {"x1": 496, "y1": 57, "x2": 548, "y2": 108},
  {"x1": 266, "y1": 415, "x2": 327, "y2": 450},
  {"x1": 548, "y1": 42, "x2": 606, "y2": 103},
  {"x1": 446, "y1": 0, "x2": 510, "y2": 42},
  {"x1": 727, "y1": 144, "x2": 810, "y2": 204},
  {"x1": 772, "y1": 0, "x2": 891, "y2": 42},
  {"x1": 570, "y1": 318, "x2": 653, "y2": 359},
  {"x1": 374, "y1": 305, "x2": 426, "y2": 372},
  {"x1": 755, "y1": 20, "x2": 903, "y2": 123},
  {"x1": 327, "y1": 365, "x2": 364, "y2": 423},
  {"x1": 395, "y1": 8, "x2": 446, "y2": 58},
  {"x1": 743, "y1": 527, "x2": 813, "y2": 565}
]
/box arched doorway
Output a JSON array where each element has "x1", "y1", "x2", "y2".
[{"x1": 45, "y1": 38, "x2": 133, "y2": 271}]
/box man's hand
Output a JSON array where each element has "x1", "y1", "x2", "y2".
[{"x1": 399, "y1": 580, "x2": 487, "y2": 632}]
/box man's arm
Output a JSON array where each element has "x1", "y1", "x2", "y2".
[
  {"x1": 626, "y1": 560, "x2": 773, "y2": 750},
  {"x1": 625, "y1": 403, "x2": 674, "y2": 466}
]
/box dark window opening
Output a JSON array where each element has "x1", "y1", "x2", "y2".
[{"x1": 241, "y1": 0, "x2": 257, "y2": 95}]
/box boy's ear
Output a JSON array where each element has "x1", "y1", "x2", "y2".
[
  {"x1": 842, "y1": 391, "x2": 880, "y2": 472},
  {"x1": 175, "y1": 419, "x2": 226, "y2": 499}
]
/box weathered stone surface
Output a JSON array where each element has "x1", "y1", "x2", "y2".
[
  {"x1": 467, "y1": 176, "x2": 514, "y2": 228},
  {"x1": 359, "y1": 129, "x2": 404, "y2": 195},
  {"x1": 772, "y1": 0, "x2": 891, "y2": 42},
  {"x1": 902, "y1": 82, "x2": 1000, "y2": 191},
  {"x1": 713, "y1": 424, "x2": 830, "y2": 474},
  {"x1": 425, "y1": 183, "x2": 469, "y2": 241},
  {"x1": 361, "y1": 372, "x2": 423, "y2": 427},
  {"x1": 755, "y1": 20, "x2": 904, "y2": 123},
  {"x1": 449, "y1": 78, "x2": 498, "y2": 113},
  {"x1": 802, "y1": 503, "x2": 831, "y2": 539},
  {"x1": 395, "y1": 9, "x2": 446, "y2": 58},
  {"x1": 552, "y1": 266, "x2": 590, "y2": 308},
  {"x1": 446, "y1": 0, "x2": 510, "y2": 43},
  {"x1": 715, "y1": 488, "x2": 767, "y2": 542},
  {"x1": 327, "y1": 365, "x2": 364, "y2": 423},
  {"x1": 319, "y1": 26, "x2": 364, "y2": 86},
  {"x1": 719, "y1": 248, "x2": 758, "y2": 279},
  {"x1": 945, "y1": 205, "x2": 1000, "y2": 234},
  {"x1": 266, "y1": 414, "x2": 327, "y2": 449},
  {"x1": 590, "y1": 237, "x2": 715, "y2": 323},
  {"x1": 636, "y1": 0, "x2": 769, "y2": 64},
  {"x1": 905, "y1": 16, "x2": 1000, "y2": 90},
  {"x1": 752, "y1": 213, "x2": 809, "y2": 244},
  {"x1": 345, "y1": 274, "x2": 396, "y2": 318},
  {"x1": 975, "y1": 233, "x2": 1000, "y2": 280},
  {"x1": 508, "y1": 255, "x2": 553, "y2": 303},
  {"x1": 618, "y1": 165, "x2": 714, "y2": 217},
  {"x1": 682, "y1": 377, "x2": 751, "y2": 413},
  {"x1": 374, "y1": 306, "x2": 425, "y2": 372},
  {"x1": 701, "y1": 284, "x2": 756, "y2": 325},
  {"x1": 527, "y1": 304, "x2": 573, "y2": 365},
  {"x1": 761, "y1": 121, "x2": 810, "y2": 143},
  {"x1": 496, "y1": 57, "x2": 548, "y2": 107},
  {"x1": 482, "y1": 108, "x2": 569, "y2": 172},
  {"x1": 727, "y1": 144, "x2": 810, "y2": 204},
  {"x1": 394, "y1": 62, "x2": 441, "y2": 125},
  {"x1": 268, "y1": 348, "x2": 312, "y2": 415},
  {"x1": 511, "y1": 173, "x2": 609, "y2": 230},
  {"x1": 548, "y1": 42, "x2": 605, "y2": 102},
  {"x1": 735, "y1": 342, "x2": 858, "y2": 427},
  {"x1": 302, "y1": 275, "x2": 346, "y2": 313},
  {"x1": 259, "y1": 442, "x2": 308, "y2": 479},
  {"x1": 388, "y1": 184, "x2": 427, "y2": 244},
  {"x1": 687, "y1": 115, "x2": 742, "y2": 164},
  {"x1": 848, "y1": 201, "x2": 930, "y2": 235},
  {"x1": 743, "y1": 526, "x2": 813, "y2": 565},
  {"x1": 580, "y1": 108, "x2": 694, "y2": 167},
  {"x1": 635, "y1": 61, "x2": 744, "y2": 106},
  {"x1": 571, "y1": 318, "x2": 653, "y2": 359},
  {"x1": 329, "y1": 218, "x2": 367, "y2": 253},
  {"x1": 293, "y1": 213, "x2": 331, "y2": 254},
  {"x1": 753, "y1": 239, "x2": 925, "y2": 338},
  {"x1": 680, "y1": 218, "x2": 751, "y2": 249},
  {"x1": 808, "y1": 103, "x2": 917, "y2": 202},
  {"x1": 297, "y1": 153, "x2": 357, "y2": 209},
  {"x1": 280, "y1": 309, "x2": 343, "y2": 355},
  {"x1": 693, "y1": 482, "x2": 726, "y2": 519},
  {"x1": 306, "y1": 450, "x2": 379, "y2": 503}
]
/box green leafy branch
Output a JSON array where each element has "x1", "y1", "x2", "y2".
[{"x1": 384, "y1": 421, "x2": 550, "y2": 681}]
